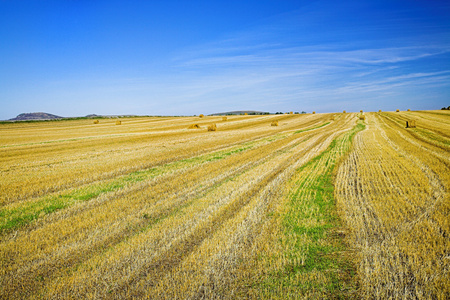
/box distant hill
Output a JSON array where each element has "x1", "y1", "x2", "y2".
[
  {"x1": 209, "y1": 110, "x2": 269, "y2": 116},
  {"x1": 5, "y1": 113, "x2": 142, "y2": 121},
  {"x1": 9, "y1": 112, "x2": 64, "y2": 121}
]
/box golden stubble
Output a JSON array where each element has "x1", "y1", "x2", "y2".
[{"x1": 335, "y1": 112, "x2": 449, "y2": 299}]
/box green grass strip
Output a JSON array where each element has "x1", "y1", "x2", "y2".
[
  {"x1": 0, "y1": 132, "x2": 292, "y2": 234},
  {"x1": 0, "y1": 122, "x2": 326, "y2": 234},
  {"x1": 414, "y1": 128, "x2": 450, "y2": 146},
  {"x1": 259, "y1": 121, "x2": 365, "y2": 298},
  {"x1": 294, "y1": 122, "x2": 330, "y2": 134}
]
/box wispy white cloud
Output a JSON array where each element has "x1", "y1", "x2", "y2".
[
  {"x1": 50, "y1": 40, "x2": 446, "y2": 115},
  {"x1": 178, "y1": 44, "x2": 450, "y2": 68},
  {"x1": 338, "y1": 47, "x2": 450, "y2": 64},
  {"x1": 163, "y1": 36, "x2": 450, "y2": 113}
]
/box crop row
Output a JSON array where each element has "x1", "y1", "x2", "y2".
[
  {"x1": 335, "y1": 112, "x2": 449, "y2": 299},
  {"x1": 1, "y1": 113, "x2": 353, "y2": 299}
]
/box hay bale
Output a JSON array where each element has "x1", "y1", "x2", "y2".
[
  {"x1": 290, "y1": 111, "x2": 293, "y2": 114},
  {"x1": 330, "y1": 115, "x2": 335, "y2": 121},
  {"x1": 244, "y1": 113, "x2": 248, "y2": 115},
  {"x1": 312, "y1": 111, "x2": 316, "y2": 114},
  {"x1": 406, "y1": 120, "x2": 416, "y2": 128},
  {"x1": 343, "y1": 110, "x2": 346, "y2": 113},
  {"x1": 207, "y1": 123, "x2": 217, "y2": 131},
  {"x1": 359, "y1": 115, "x2": 366, "y2": 120},
  {"x1": 396, "y1": 109, "x2": 400, "y2": 112},
  {"x1": 188, "y1": 124, "x2": 201, "y2": 129},
  {"x1": 360, "y1": 110, "x2": 363, "y2": 113},
  {"x1": 93, "y1": 120, "x2": 99, "y2": 124},
  {"x1": 222, "y1": 116, "x2": 227, "y2": 121},
  {"x1": 116, "y1": 120, "x2": 121, "y2": 125},
  {"x1": 379, "y1": 110, "x2": 382, "y2": 112},
  {"x1": 407, "y1": 109, "x2": 411, "y2": 111},
  {"x1": 271, "y1": 120, "x2": 279, "y2": 126},
  {"x1": 199, "y1": 114, "x2": 204, "y2": 118}
]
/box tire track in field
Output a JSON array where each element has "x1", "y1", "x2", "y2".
[
  {"x1": 0, "y1": 115, "x2": 325, "y2": 205},
  {"x1": 1, "y1": 117, "x2": 319, "y2": 236},
  {"x1": 217, "y1": 118, "x2": 363, "y2": 299},
  {"x1": 1, "y1": 117, "x2": 344, "y2": 299},
  {"x1": 381, "y1": 112, "x2": 450, "y2": 153},
  {"x1": 0, "y1": 115, "x2": 333, "y2": 236},
  {"x1": 374, "y1": 114, "x2": 448, "y2": 237},
  {"x1": 335, "y1": 112, "x2": 449, "y2": 299},
  {"x1": 382, "y1": 113, "x2": 450, "y2": 162},
  {"x1": 0, "y1": 133, "x2": 272, "y2": 235},
  {"x1": 44, "y1": 116, "x2": 355, "y2": 299},
  {"x1": 124, "y1": 127, "x2": 349, "y2": 299},
  {"x1": 0, "y1": 133, "x2": 298, "y2": 297}
]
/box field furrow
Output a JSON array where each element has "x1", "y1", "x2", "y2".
[
  {"x1": 44, "y1": 120, "x2": 352, "y2": 299},
  {"x1": 380, "y1": 112, "x2": 450, "y2": 152},
  {"x1": 0, "y1": 114, "x2": 326, "y2": 205},
  {"x1": 1, "y1": 113, "x2": 354, "y2": 299},
  {"x1": 335, "y1": 112, "x2": 449, "y2": 299},
  {"x1": 222, "y1": 119, "x2": 365, "y2": 299}
]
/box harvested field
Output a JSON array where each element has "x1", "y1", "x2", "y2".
[
  {"x1": 335, "y1": 111, "x2": 450, "y2": 299},
  {"x1": 0, "y1": 111, "x2": 448, "y2": 299}
]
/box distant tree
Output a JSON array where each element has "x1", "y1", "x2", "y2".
[
  {"x1": 441, "y1": 106, "x2": 450, "y2": 110},
  {"x1": 301, "y1": 111, "x2": 306, "y2": 114},
  {"x1": 294, "y1": 112, "x2": 299, "y2": 114}
]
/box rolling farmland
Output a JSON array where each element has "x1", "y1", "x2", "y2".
[{"x1": 0, "y1": 111, "x2": 449, "y2": 299}]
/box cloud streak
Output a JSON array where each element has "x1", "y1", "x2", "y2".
[{"x1": 166, "y1": 38, "x2": 450, "y2": 112}]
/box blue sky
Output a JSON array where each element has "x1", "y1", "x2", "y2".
[{"x1": 1, "y1": 0, "x2": 449, "y2": 119}]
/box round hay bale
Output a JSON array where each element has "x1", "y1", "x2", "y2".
[
  {"x1": 188, "y1": 124, "x2": 201, "y2": 129},
  {"x1": 222, "y1": 116, "x2": 227, "y2": 121},
  {"x1": 312, "y1": 111, "x2": 316, "y2": 114},
  {"x1": 199, "y1": 114, "x2": 204, "y2": 118},
  {"x1": 116, "y1": 120, "x2": 122, "y2": 125},
  {"x1": 396, "y1": 109, "x2": 400, "y2": 112},
  {"x1": 407, "y1": 109, "x2": 411, "y2": 111},
  {"x1": 93, "y1": 120, "x2": 99, "y2": 124},
  {"x1": 406, "y1": 120, "x2": 416, "y2": 128},
  {"x1": 359, "y1": 115, "x2": 366, "y2": 120},
  {"x1": 271, "y1": 120, "x2": 279, "y2": 126},
  {"x1": 379, "y1": 110, "x2": 382, "y2": 112},
  {"x1": 343, "y1": 110, "x2": 346, "y2": 113},
  {"x1": 207, "y1": 123, "x2": 217, "y2": 131}
]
